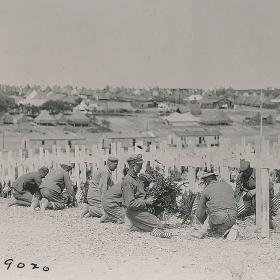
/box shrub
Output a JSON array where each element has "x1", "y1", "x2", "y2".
[{"x1": 145, "y1": 168, "x2": 182, "y2": 217}]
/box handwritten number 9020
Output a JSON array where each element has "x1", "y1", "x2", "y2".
[{"x1": 4, "y1": 259, "x2": 49, "y2": 272}]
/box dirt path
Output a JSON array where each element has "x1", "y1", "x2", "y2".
[{"x1": 1, "y1": 198, "x2": 280, "y2": 280}]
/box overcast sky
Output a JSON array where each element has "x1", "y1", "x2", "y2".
[{"x1": 0, "y1": 0, "x2": 279, "y2": 89}]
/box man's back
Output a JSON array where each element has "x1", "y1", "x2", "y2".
[
  {"x1": 12, "y1": 172, "x2": 41, "y2": 194},
  {"x1": 87, "y1": 166, "x2": 112, "y2": 200},
  {"x1": 204, "y1": 181, "x2": 237, "y2": 212},
  {"x1": 40, "y1": 168, "x2": 67, "y2": 193}
]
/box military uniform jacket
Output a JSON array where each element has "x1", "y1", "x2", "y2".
[
  {"x1": 87, "y1": 166, "x2": 113, "y2": 202},
  {"x1": 121, "y1": 171, "x2": 147, "y2": 210},
  {"x1": 39, "y1": 167, "x2": 75, "y2": 198},
  {"x1": 196, "y1": 181, "x2": 237, "y2": 224},
  {"x1": 102, "y1": 182, "x2": 123, "y2": 206},
  {"x1": 12, "y1": 171, "x2": 43, "y2": 195}
]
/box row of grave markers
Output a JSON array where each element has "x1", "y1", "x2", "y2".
[{"x1": 0, "y1": 136, "x2": 278, "y2": 237}]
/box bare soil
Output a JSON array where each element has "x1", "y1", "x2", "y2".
[{"x1": 1, "y1": 198, "x2": 280, "y2": 280}]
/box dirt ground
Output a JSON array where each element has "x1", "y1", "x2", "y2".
[{"x1": 1, "y1": 198, "x2": 280, "y2": 280}]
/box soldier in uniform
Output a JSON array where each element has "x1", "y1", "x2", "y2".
[
  {"x1": 80, "y1": 156, "x2": 118, "y2": 218},
  {"x1": 8, "y1": 167, "x2": 49, "y2": 207},
  {"x1": 100, "y1": 169, "x2": 153, "y2": 224},
  {"x1": 100, "y1": 167, "x2": 129, "y2": 224},
  {"x1": 35, "y1": 163, "x2": 75, "y2": 211},
  {"x1": 235, "y1": 159, "x2": 277, "y2": 229},
  {"x1": 194, "y1": 172, "x2": 238, "y2": 239},
  {"x1": 121, "y1": 154, "x2": 172, "y2": 238}
]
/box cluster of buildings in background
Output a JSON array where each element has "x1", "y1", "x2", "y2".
[
  {"x1": 2, "y1": 84, "x2": 280, "y2": 111},
  {"x1": 0, "y1": 84, "x2": 279, "y2": 154}
]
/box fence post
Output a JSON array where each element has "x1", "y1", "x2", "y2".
[
  {"x1": 188, "y1": 166, "x2": 196, "y2": 193},
  {"x1": 44, "y1": 149, "x2": 51, "y2": 168},
  {"x1": 81, "y1": 145, "x2": 86, "y2": 160},
  {"x1": 255, "y1": 137, "x2": 270, "y2": 237},
  {"x1": 255, "y1": 139, "x2": 261, "y2": 229},
  {"x1": 39, "y1": 147, "x2": 44, "y2": 167},
  {"x1": 19, "y1": 149, "x2": 23, "y2": 161},
  {"x1": 115, "y1": 142, "x2": 123, "y2": 182},
  {"x1": 261, "y1": 168, "x2": 270, "y2": 238},
  {"x1": 65, "y1": 145, "x2": 70, "y2": 164}
]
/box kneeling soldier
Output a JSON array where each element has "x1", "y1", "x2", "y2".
[
  {"x1": 80, "y1": 156, "x2": 118, "y2": 218},
  {"x1": 194, "y1": 172, "x2": 238, "y2": 238},
  {"x1": 33, "y1": 163, "x2": 75, "y2": 211},
  {"x1": 8, "y1": 167, "x2": 49, "y2": 207},
  {"x1": 121, "y1": 154, "x2": 172, "y2": 238},
  {"x1": 235, "y1": 159, "x2": 278, "y2": 229}
]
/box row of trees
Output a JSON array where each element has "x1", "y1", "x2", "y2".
[
  {"x1": 7, "y1": 98, "x2": 82, "y2": 117},
  {"x1": 0, "y1": 94, "x2": 16, "y2": 114},
  {"x1": 40, "y1": 100, "x2": 80, "y2": 115}
]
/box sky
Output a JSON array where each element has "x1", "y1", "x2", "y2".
[{"x1": 0, "y1": 0, "x2": 280, "y2": 89}]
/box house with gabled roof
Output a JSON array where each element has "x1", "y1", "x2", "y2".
[
  {"x1": 168, "y1": 127, "x2": 221, "y2": 148},
  {"x1": 162, "y1": 112, "x2": 199, "y2": 127},
  {"x1": 22, "y1": 131, "x2": 86, "y2": 150},
  {"x1": 101, "y1": 131, "x2": 158, "y2": 151}
]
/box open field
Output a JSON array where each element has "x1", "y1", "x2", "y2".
[{"x1": 1, "y1": 198, "x2": 280, "y2": 280}]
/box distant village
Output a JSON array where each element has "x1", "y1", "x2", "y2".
[{"x1": 0, "y1": 84, "x2": 279, "y2": 153}]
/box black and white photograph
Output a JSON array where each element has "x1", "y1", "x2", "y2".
[{"x1": 1, "y1": 1, "x2": 280, "y2": 279}]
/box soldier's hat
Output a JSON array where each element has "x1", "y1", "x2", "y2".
[
  {"x1": 240, "y1": 159, "x2": 250, "y2": 172},
  {"x1": 60, "y1": 162, "x2": 75, "y2": 170},
  {"x1": 38, "y1": 166, "x2": 49, "y2": 175},
  {"x1": 107, "y1": 156, "x2": 119, "y2": 163},
  {"x1": 127, "y1": 154, "x2": 143, "y2": 164}
]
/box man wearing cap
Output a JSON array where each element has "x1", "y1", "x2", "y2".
[
  {"x1": 194, "y1": 172, "x2": 237, "y2": 238},
  {"x1": 7, "y1": 167, "x2": 49, "y2": 207},
  {"x1": 100, "y1": 166, "x2": 129, "y2": 224},
  {"x1": 121, "y1": 154, "x2": 172, "y2": 238},
  {"x1": 81, "y1": 156, "x2": 118, "y2": 218},
  {"x1": 35, "y1": 163, "x2": 75, "y2": 211},
  {"x1": 235, "y1": 159, "x2": 277, "y2": 229}
]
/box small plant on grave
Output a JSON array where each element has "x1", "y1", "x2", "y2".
[
  {"x1": 177, "y1": 191, "x2": 201, "y2": 224},
  {"x1": 78, "y1": 169, "x2": 93, "y2": 204},
  {"x1": 62, "y1": 184, "x2": 78, "y2": 208},
  {"x1": 145, "y1": 168, "x2": 182, "y2": 217}
]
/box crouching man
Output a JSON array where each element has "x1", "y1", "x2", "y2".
[
  {"x1": 80, "y1": 156, "x2": 118, "y2": 218},
  {"x1": 100, "y1": 166, "x2": 130, "y2": 224},
  {"x1": 100, "y1": 182, "x2": 125, "y2": 224},
  {"x1": 121, "y1": 154, "x2": 172, "y2": 238},
  {"x1": 8, "y1": 167, "x2": 49, "y2": 207},
  {"x1": 235, "y1": 159, "x2": 277, "y2": 229},
  {"x1": 31, "y1": 163, "x2": 75, "y2": 211},
  {"x1": 193, "y1": 172, "x2": 238, "y2": 239}
]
